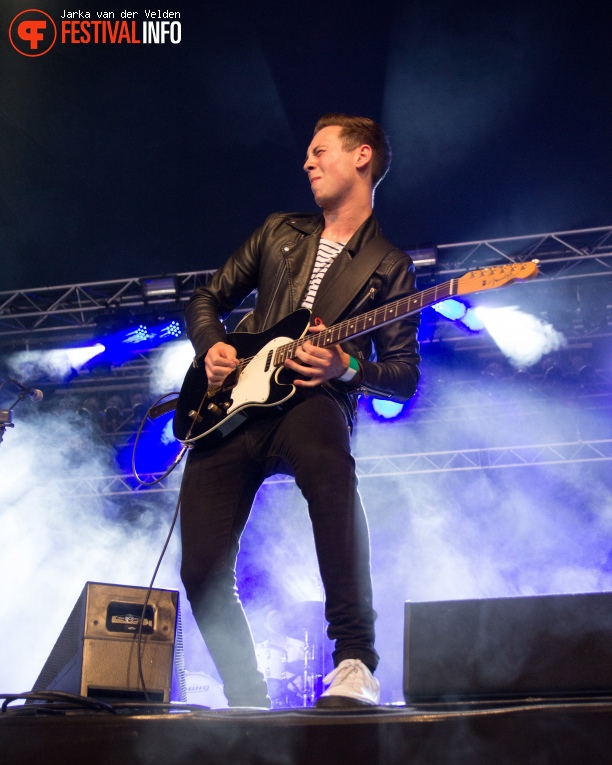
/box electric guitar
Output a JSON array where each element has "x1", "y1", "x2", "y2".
[{"x1": 172, "y1": 262, "x2": 539, "y2": 447}]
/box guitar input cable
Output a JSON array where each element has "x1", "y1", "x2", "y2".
[{"x1": 130, "y1": 392, "x2": 188, "y2": 703}]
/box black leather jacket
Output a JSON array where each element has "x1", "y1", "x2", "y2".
[{"x1": 186, "y1": 212, "x2": 420, "y2": 426}]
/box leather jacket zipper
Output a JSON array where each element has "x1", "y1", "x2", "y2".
[
  {"x1": 351, "y1": 285, "x2": 378, "y2": 315},
  {"x1": 261, "y1": 237, "x2": 304, "y2": 327},
  {"x1": 261, "y1": 264, "x2": 285, "y2": 328}
]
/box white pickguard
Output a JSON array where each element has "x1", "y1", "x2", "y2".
[{"x1": 225, "y1": 335, "x2": 293, "y2": 414}]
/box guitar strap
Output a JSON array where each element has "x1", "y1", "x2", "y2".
[{"x1": 310, "y1": 234, "x2": 399, "y2": 326}]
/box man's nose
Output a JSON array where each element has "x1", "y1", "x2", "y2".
[{"x1": 303, "y1": 156, "x2": 315, "y2": 172}]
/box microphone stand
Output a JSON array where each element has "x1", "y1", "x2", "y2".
[
  {"x1": 0, "y1": 408, "x2": 14, "y2": 445},
  {"x1": 0, "y1": 379, "x2": 37, "y2": 447}
]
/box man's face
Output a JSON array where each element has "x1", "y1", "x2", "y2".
[{"x1": 303, "y1": 125, "x2": 362, "y2": 209}]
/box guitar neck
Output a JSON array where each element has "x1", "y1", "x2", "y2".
[
  {"x1": 273, "y1": 261, "x2": 539, "y2": 366},
  {"x1": 274, "y1": 280, "x2": 456, "y2": 365},
  {"x1": 315, "y1": 280, "x2": 454, "y2": 347}
]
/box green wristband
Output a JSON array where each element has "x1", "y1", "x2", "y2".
[{"x1": 339, "y1": 355, "x2": 359, "y2": 382}]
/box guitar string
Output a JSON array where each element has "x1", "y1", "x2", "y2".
[
  {"x1": 272, "y1": 264, "x2": 530, "y2": 365},
  {"x1": 221, "y1": 282, "x2": 449, "y2": 381},
  {"x1": 224, "y1": 264, "x2": 529, "y2": 375},
  {"x1": 275, "y1": 281, "x2": 453, "y2": 365},
  {"x1": 224, "y1": 280, "x2": 454, "y2": 376}
]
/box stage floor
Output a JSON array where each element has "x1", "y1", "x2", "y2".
[{"x1": 2, "y1": 698, "x2": 612, "y2": 765}]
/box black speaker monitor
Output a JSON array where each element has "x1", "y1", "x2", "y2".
[{"x1": 404, "y1": 592, "x2": 612, "y2": 704}]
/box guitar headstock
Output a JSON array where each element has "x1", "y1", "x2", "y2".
[{"x1": 456, "y1": 261, "x2": 539, "y2": 296}]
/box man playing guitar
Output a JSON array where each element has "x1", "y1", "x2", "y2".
[{"x1": 178, "y1": 114, "x2": 421, "y2": 707}]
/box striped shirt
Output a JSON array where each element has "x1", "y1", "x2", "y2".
[{"x1": 301, "y1": 238, "x2": 345, "y2": 311}]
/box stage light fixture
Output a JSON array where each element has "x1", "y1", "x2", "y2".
[
  {"x1": 160, "y1": 320, "x2": 182, "y2": 339},
  {"x1": 123, "y1": 324, "x2": 153, "y2": 344},
  {"x1": 542, "y1": 356, "x2": 563, "y2": 382},
  {"x1": 104, "y1": 395, "x2": 125, "y2": 422},
  {"x1": 118, "y1": 319, "x2": 182, "y2": 347},
  {"x1": 117, "y1": 400, "x2": 183, "y2": 475},
  {"x1": 82, "y1": 316, "x2": 185, "y2": 372},
  {"x1": 372, "y1": 398, "x2": 404, "y2": 420},
  {"x1": 405, "y1": 245, "x2": 437, "y2": 267},
  {"x1": 77, "y1": 396, "x2": 103, "y2": 423},
  {"x1": 571, "y1": 355, "x2": 595, "y2": 384},
  {"x1": 513, "y1": 368, "x2": 532, "y2": 384},
  {"x1": 432, "y1": 299, "x2": 467, "y2": 321},
  {"x1": 131, "y1": 393, "x2": 149, "y2": 421},
  {"x1": 141, "y1": 276, "x2": 178, "y2": 298}
]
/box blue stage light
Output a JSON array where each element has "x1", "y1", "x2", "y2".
[
  {"x1": 432, "y1": 299, "x2": 487, "y2": 333},
  {"x1": 85, "y1": 317, "x2": 184, "y2": 369},
  {"x1": 371, "y1": 398, "x2": 404, "y2": 420},
  {"x1": 7, "y1": 343, "x2": 106, "y2": 383},
  {"x1": 123, "y1": 324, "x2": 153, "y2": 344},
  {"x1": 117, "y1": 410, "x2": 183, "y2": 477},
  {"x1": 160, "y1": 320, "x2": 182, "y2": 339},
  {"x1": 432, "y1": 299, "x2": 467, "y2": 321}
]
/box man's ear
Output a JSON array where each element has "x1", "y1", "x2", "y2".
[{"x1": 355, "y1": 144, "x2": 373, "y2": 170}]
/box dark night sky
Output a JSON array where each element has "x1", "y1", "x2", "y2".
[{"x1": 1, "y1": 0, "x2": 610, "y2": 291}]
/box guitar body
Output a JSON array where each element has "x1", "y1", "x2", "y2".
[{"x1": 173, "y1": 309, "x2": 311, "y2": 448}]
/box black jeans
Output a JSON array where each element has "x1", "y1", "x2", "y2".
[{"x1": 179, "y1": 389, "x2": 378, "y2": 707}]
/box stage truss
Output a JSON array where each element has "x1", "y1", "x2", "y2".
[
  {"x1": 52, "y1": 438, "x2": 612, "y2": 497},
  {"x1": 1, "y1": 225, "x2": 611, "y2": 345},
  {"x1": 2, "y1": 224, "x2": 611, "y2": 493}
]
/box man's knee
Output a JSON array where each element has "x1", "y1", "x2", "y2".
[{"x1": 180, "y1": 557, "x2": 235, "y2": 606}]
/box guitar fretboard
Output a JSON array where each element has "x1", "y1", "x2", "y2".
[{"x1": 273, "y1": 279, "x2": 457, "y2": 365}]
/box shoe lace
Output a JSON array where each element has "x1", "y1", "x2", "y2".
[{"x1": 324, "y1": 660, "x2": 368, "y2": 690}]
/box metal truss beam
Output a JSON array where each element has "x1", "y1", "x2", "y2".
[
  {"x1": 52, "y1": 439, "x2": 612, "y2": 496},
  {"x1": 351, "y1": 439, "x2": 612, "y2": 478},
  {"x1": 433, "y1": 225, "x2": 612, "y2": 281},
  {"x1": 0, "y1": 272, "x2": 211, "y2": 341},
  {"x1": 1, "y1": 225, "x2": 610, "y2": 342}
]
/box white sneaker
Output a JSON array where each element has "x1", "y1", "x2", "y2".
[{"x1": 315, "y1": 659, "x2": 380, "y2": 707}]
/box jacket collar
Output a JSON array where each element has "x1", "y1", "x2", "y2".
[
  {"x1": 286, "y1": 211, "x2": 380, "y2": 252},
  {"x1": 285, "y1": 213, "x2": 324, "y2": 236},
  {"x1": 342, "y1": 213, "x2": 381, "y2": 257}
]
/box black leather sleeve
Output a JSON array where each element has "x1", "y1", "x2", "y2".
[
  {"x1": 336, "y1": 249, "x2": 421, "y2": 402},
  {"x1": 185, "y1": 217, "x2": 271, "y2": 359}
]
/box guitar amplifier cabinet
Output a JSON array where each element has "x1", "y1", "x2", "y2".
[
  {"x1": 404, "y1": 592, "x2": 612, "y2": 704},
  {"x1": 32, "y1": 582, "x2": 185, "y2": 703}
]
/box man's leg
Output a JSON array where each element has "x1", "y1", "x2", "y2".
[
  {"x1": 266, "y1": 392, "x2": 379, "y2": 673},
  {"x1": 179, "y1": 433, "x2": 270, "y2": 707}
]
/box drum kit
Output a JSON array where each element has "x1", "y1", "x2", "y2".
[
  {"x1": 183, "y1": 601, "x2": 328, "y2": 709},
  {"x1": 254, "y1": 601, "x2": 327, "y2": 708}
]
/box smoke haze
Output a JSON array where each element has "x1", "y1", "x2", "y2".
[{"x1": 1, "y1": 348, "x2": 610, "y2": 704}]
